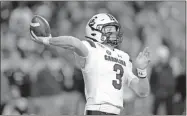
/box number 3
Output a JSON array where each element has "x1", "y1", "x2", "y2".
[{"x1": 112, "y1": 64, "x2": 124, "y2": 90}]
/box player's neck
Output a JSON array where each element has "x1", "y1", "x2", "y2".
[{"x1": 105, "y1": 44, "x2": 115, "y2": 51}]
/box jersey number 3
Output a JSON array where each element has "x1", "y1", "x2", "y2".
[{"x1": 112, "y1": 64, "x2": 124, "y2": 90}]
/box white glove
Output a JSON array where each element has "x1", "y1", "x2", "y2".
[{"x1": 30, "y1": 30, "x2": 52, "y2": 45}]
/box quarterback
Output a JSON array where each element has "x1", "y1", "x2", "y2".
[{"x1": 30, "y1": 13, "x2": 151, "y2": 115}]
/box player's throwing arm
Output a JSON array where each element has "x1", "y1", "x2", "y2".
[{"x1": 30, "y1": 15, "x2": 88, "y2": 58}]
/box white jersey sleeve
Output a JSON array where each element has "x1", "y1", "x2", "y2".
[
  {"x1": 74, "y1": 40, "x2": 95, "y2": 70},
  {"x1": 124, "y1": 55, "x2": 139, "y2": 87},
  {"x1": 82, "y1": 40, "x2": 95, "y2": 52}
]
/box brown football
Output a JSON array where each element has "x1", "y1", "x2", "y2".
[{"x1": 30, "y1": 15, "x2": 51, "y2": 37}]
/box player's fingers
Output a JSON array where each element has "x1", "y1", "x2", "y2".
[
  {"x1": 30, "y1": 31, "x2": 43, "y2": 44},
  {"x1": 147, "y1": 49, "x2": 151, "y2": 61},
  {"x1": 146, "y1": 56, "x2": 151, "y2": 64},
  {"x1": 143, "y1": 47, "x2": 149, "y2": 55},
  {"x1": 143, "y1": 47, "x2": 150, "y2": 58},
  {"x1": 147, "y1": 57, "x2": 151, "y2": 62},
  {"x1": 137, "y1": 52, "x2": 142, "y2": 59},
  {"x1": 30, "y1": 30, "x2": 38, "y2": 41},
  {"x1": 145, "y1": 50, "x2": 150, "y2": 58}
]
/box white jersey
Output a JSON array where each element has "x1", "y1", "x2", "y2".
[{"x1": 75, "y1": 40, "x2": 138, "y2": 114}]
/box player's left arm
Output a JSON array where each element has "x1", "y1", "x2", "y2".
[{"x1": 127, "y1": 47, "x2": 151, "y2": 97}]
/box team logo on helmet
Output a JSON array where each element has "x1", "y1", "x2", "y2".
[{"x1": 88, "y1": 16, "x2": 97, "y2": 29}]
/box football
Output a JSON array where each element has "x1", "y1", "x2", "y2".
[{"x1": 30, "y1": 15, "x2": 51, "y2": 37}]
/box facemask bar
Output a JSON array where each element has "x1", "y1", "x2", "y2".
[
  {"x1": 86, "y1": 21, "x2": 123, "y2": 47},
  {"x1": 100, "y1": 23, "x2": 123, "y2": 47}
]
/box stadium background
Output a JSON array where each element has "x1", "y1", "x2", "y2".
[{"x1": 1, "y1": 1, "x2": 186, "y2": 115}]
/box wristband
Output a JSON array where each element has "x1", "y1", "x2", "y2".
[
  {"x1": 43, "y1": 38, "x2": 49, "y2": 45},
  {"x1": 42, "y1": 37, "x2": 50, "y2": 45},
  {"x1": 137, "y1": 68, "x2": 147, "y2": 78}
]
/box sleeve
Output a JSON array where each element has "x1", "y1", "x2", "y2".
[
  {"x1": 127, "y1": 57, "x2": 133, "y2": 71},
  {"x1": 125, "y1": 55, "x2": 139, "y2": 87},
  {"x1": 82, "y1": 39, "x2": 97, "y2": 50},
  {"x1": 74, "y1": 40, "x2": 96, "y2": 70}
]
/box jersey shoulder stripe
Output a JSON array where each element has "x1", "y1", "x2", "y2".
[
  {"x1": 85, "y1": 39, "x2": 96, "y2": 48},
  {"x1": 129, "y1": 58, "x2": 132, "y2": 63}
]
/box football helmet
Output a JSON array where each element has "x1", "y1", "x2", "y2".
[{"x1": 85, "y1": 13, "x2": 123, "y2": 47}]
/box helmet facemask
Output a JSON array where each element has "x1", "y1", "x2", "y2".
[
  {"x1": 100, "y1": 23, "x2": 123, "y2": 48},
  {"x1": 85, "y1": 13, "x2": 123, "y2": 48}
]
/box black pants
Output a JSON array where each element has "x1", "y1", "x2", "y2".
[
  {"x1": 86, "y1": 110, "x2": 117, "y2": 115},
  {"x1": 152, "y1": 95, "x2": 173, "y2": 115}
]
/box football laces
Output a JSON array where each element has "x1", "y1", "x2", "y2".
[{"x1": 30, "y1": 22, "x2": 40, "y2": 27}]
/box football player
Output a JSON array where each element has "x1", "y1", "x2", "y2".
[{"x1": 30, "y1": 13, "x2": 151, "y2": 115}]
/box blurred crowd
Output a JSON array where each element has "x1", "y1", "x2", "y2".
[{"x1": 1, "y1": 1, "x2": 186, "y2": 115}]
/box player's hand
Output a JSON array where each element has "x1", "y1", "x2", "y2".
[
  {"x1": 135, "y1": 47, "x2": 151, "y2": 70},
  {"x1": 30, "y1": 15, "x2": 52, "y2": 45},
  {"x1": 30, "y1": 30, "x2": 51, "y2": 45}
]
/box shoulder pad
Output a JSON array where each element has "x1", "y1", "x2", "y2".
[
  {"x1": 120, "y1": 51, "x2": 132, "y2": 62},
  {"x1": 85, "y1": 39, "x2": 96, "y2": 48},
  {"x1": 129, "y1": 58, "x2": 132, "y2": 63}
]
